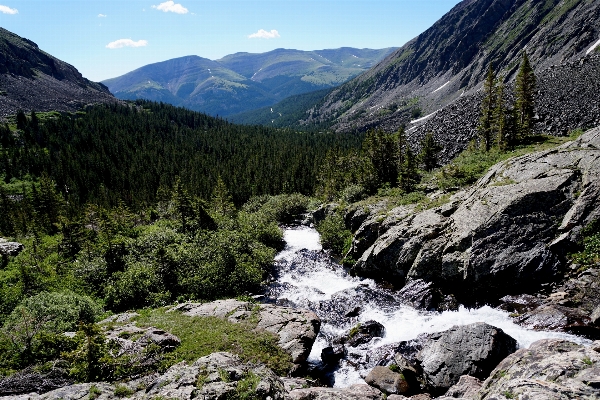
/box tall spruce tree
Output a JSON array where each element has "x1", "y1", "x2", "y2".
[
  {"x1": 494, "y1": 79, "x2": 509, "y2": 150},
  {"x1": 478, "y1": 63, "x2": 497, "y2": 151},
  {"x1": 418, "y1": 132, "x2": 442, "y2": 171},
  {"x1": 514, "y1": 51, "x2": 536, "y2": 138},
  {"x1": 398, "y1": 145, "x2": 418, "y2": 193}
]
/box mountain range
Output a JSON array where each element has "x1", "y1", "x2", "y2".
[{"x1": 101, "y1": 48, "x2": 396, "y2": 117}]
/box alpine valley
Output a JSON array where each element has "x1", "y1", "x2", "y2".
[{"x1": 1, "y1": 0, "x2": 600, "y2": 399}]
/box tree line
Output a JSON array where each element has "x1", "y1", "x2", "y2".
[{"x1": 0, "y1": 100, "x2": 363, "y2": 236}]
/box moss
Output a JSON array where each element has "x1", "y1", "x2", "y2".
[{"x1": 348, "y1": 323, "x2": 361, "y2": 338}]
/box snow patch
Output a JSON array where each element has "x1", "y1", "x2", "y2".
[
  {"x1": 410, "y1": 110, "x2": 438, "y2": 124},
  {"x1": 433, "y1": 80, "x2": 450, "y2": 93},
  {"x1": 586, "y1": 38, "x2": 600, "y2": 55}
]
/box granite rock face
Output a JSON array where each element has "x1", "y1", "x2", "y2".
[
  {"x1": 352, "y1": 127, "x2": 600, "y2": 304},
  {"x1": 172, "y1": 300, "x2": 320, "y2": 364},
  {"x1": 477, "y1": 339, "x2": 600, "y2": 400},
  {"x1": 11, "y1": 352, "x2": 288, "y2": 400},
  {"x1": 287, "y1": 384, "x2": 385, "y2": 400}
]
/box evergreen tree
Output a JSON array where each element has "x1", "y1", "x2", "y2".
[
  {"x1": 398, "y1": 145, "x2": 418, "y2": 193},
  {"x1": 514, "y1": 51, "x2": 536, "y2": 138},
  {"x1": 478, "y1": 63, "x2": 497, "y2": 151},
  {"x1": 172, "y1": 177, "x2": 195, "y2": 233},
  {"x1": 211, "y1": 176, "x2": 235, "y2": 218},
  {"x1": 363, "y1": 129, "x2": 398, "y2": 186},
  {"x1": 16, "y1": 110, "x2": 27, "y2": 131},
  {"x1": 494, "y1": 79, "x2": 509, "y2": 150},
  {"x1": 418, "y1": 132, "x2": 443, "y2": 171}
]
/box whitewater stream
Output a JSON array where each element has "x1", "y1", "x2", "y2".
[{"x1": 265, "y1": 225, "x2": 591, "y2": 388}]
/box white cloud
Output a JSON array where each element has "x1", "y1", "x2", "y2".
[
  {"x1": 106, "y1": 39, "x2": 148, "y2": 49},
  {"x1": 248, "y1": 29, "x2": 280, "y2": 39},
  {"x1": 98, "y1": 13, "x2": 107, "y2": 17},
  {"x1": 0, "y1": 5, "x2": 18, "y2": 14},
  {"x1": 151, "y1": 1, "x2": 188, "y2": 14}
]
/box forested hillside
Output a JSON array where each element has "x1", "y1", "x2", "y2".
[{"x1": 0, "y1": 101, "x2": 362, "y2": 211}]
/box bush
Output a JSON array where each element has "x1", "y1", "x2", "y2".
[
  {"x1": 104, "y1": 262, "x2": 168, "y2": 311},
  {"x1": 341, "y1": 184, "x2": 366, "y2": 203},
  {"x1": 1, "y1": 291, "x2": 100, "y2": 370},
  {"x1": 242, "y1": 193, "x2": 310, "y2": 224},
  {"x1": 316, "y1": 214, "x2": 352, "y2": 256},
  {"x1": 572, "y1": 220, "x2": 600, "y2": 266}
]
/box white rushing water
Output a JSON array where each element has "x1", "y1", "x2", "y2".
[{"x1": 272, "y1": 225, "x2": 592, "y2": 387}]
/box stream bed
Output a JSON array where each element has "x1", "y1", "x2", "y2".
[{"x1": 264, "y1": 225, "x2": 591, "y2": 387}]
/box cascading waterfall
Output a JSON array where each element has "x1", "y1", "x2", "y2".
[{"x1": 266, "y1": 225, "x2": 591, "y2": 388}]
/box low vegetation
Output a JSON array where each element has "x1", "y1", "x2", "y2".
[{"x1": 135, "y1": 308, "x2": 293, "y2": 375}]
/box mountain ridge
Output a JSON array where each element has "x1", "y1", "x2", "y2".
[
  {"x1": 102, "y1": 47, "x2": 396, "y2": 117},
  {"x1": 301, "y1": 0, "x2": 600, "y2": 136},
  {"x1": 0, "y1": 27, "x2": 115, "y2": 117}
]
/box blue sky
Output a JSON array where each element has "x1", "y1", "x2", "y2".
[{"x1": 0, "y1": 0, "x2": 461, "y2": 82}]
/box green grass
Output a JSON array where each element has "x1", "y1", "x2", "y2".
[
  {"x1": 434, "y1": 134, "x2": 577, "y2": 190},
  {"x1": 134, "y1": 308, "x2": 293, "y2": 375}
]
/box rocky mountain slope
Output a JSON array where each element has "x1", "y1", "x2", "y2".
[
  {"x1": 300, "y1": 0, "x2": 600, "y2": 144},
  {"x1": 345, "y1": 126, "x2": 600, "y2": 334},
  {"x1": 0, "y1": 28, "x2": 115, "y2": 117},
  {"x1": 102, "y1": 48, "x2": 395, "y2": 117}
]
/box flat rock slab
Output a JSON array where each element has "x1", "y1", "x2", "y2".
[
  {"x1": 172, "y1": 300, "x2": 320, "y2": 363},
  {"x1": 288, "y1": 384, "x2": 384, "y2": 400}
]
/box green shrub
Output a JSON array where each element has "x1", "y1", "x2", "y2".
[
  {"x1": 104, "y1": 262, "x2": 167, "y2": 311},
  {"x1": 114, "y1": 384, "x2": 134, "y2": 397},
  {"x1": 341, "y1": 184, "x2": 367, "y2": 203},
  {"x1": 571, "y1": 220, "x2": 600, "y2": 266},
  {"x1": 316, "y1": 214, "x2": 352, "y2": 256},
  {"x1": 242, "y1": 194, "x2": 310, "y2": 223}
]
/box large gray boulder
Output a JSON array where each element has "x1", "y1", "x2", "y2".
[
  {"x1": 365, "y1": 366, "x2": 410, "y2": 395},
  {"x1": 417, "y1": 323, "x2": 517, "y2": 395},
  {"x1": 382, "y1": 323, "x2": 517, "y2": 397},
  {"x1": 172, "y1": 300, "x2": 320, "y2": 363},
  {"x1": 352, "y1": 126, "x2": 600, "y2": 303},
  {"x1": 477, "y1": 339, "x2": 600, "y2": 400}
]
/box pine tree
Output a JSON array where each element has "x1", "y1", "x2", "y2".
[
  {"x1": 418, "y1": 132, "x2": 443, "y2": 171},
  {"x1": 399, "y1": 145, "x2": 418, "y2": 193},
  {"x1": 494, "y1": 79, "x2": 509, "y2": 150},
  {"x1": 211, "y1": 176, "x2": 235, "y2": 218},
  {"x1": 514, "y1": 51, "x2": 536, "y2": 139},
  {"x1": 172, "y1": 177, "x2": 195, "y2": 233},
  {"x1": 363, "y1": 129, "x2": 398, "y2": 186},
  {"x1": 478, "y1": 63, "x2": 497, "y2": 151}
]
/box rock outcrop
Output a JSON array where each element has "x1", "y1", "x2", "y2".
[
  {"x1": 477, "y1": 339, "x2": 600, "y2": 400},
  {"x1": 379, "y1": 323, "x2": 517, "y2": 396},
  {"x1": 0, "y1": 238, "x2": 24, "y2": 257},
  {"x1": 11, "y1": 352, "x2": 289, "y2": 400},
  {"x1": 288, "y1": 384, "x2": 385, "y2": 400},
  {"x1": 351, "y1": 127, "x2": 600, "y2": 304},
  {"x1": 172, "y1": 300, "x2": 320, "y2": 364},
  {"x1": 365, "y1": 366, "x2": 410, "y2": 395}
]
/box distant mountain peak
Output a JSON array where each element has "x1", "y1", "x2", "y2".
[{"x1": 102, "y1": 47, "x2": 396, "y2": 117}]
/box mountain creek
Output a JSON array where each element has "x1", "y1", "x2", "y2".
[{"x1": 266, "y1": 225, "x2": 591, "y2": 388}]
